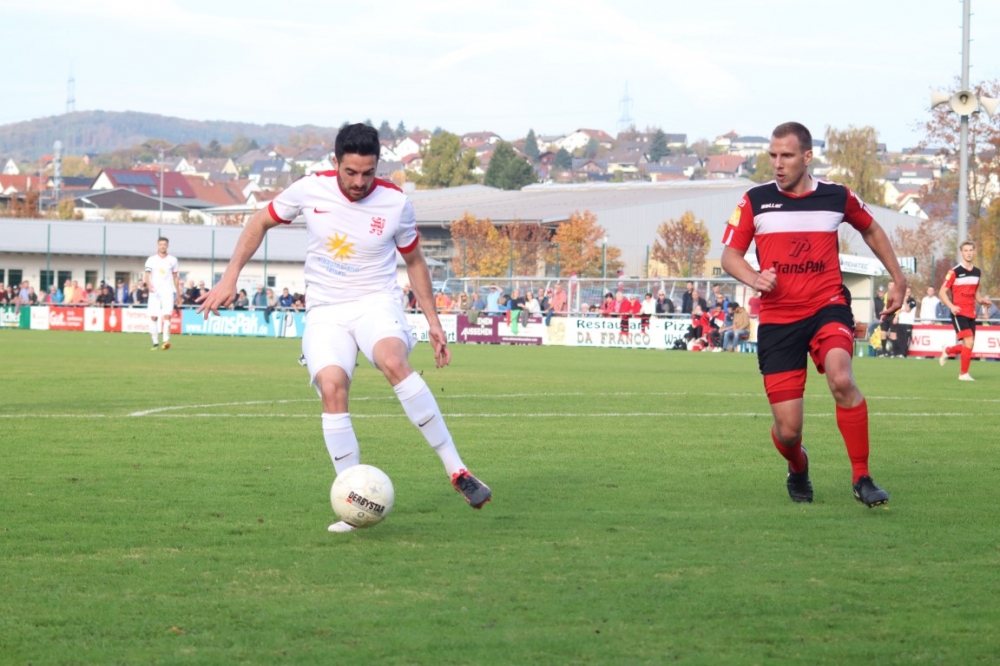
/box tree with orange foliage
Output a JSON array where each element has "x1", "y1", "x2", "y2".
[
  {"x1": 499, "y1": 220, "x2": 549, "y2": 276},
  {"x1": 651, "y1": 210, "x2": 710, "y2": 277},
  {"x1": 546, "y1": 210, "x2": 622, "y2": 277},
  {"x1": 449, "y1": 213, "x2": 509, "y2": 277}
]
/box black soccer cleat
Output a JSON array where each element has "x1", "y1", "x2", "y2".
[
  {"x1": 451, "y1": 469, "x2": 492, "y2": 509},
  {"x1": 853, "y1": 475, "x2": 889, "y2": 508},
  {"x1": 786, "y1": 446, "x2": 813, "y2": 503}
]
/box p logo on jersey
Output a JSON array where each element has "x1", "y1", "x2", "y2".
[{"x1": 370, "y1": 216, "x2": 386, "y2": 235}]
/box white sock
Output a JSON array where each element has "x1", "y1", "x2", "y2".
[
  {"x1": 162, "y1": 317, "x2": 171, "y2": 343},
  {"x1": 150, "y1": 318, "x2": 159, "y2": 345},
  {"x1": 393, "y1": 372, "x2": 465, "y2": 476},
  {"x1": 322, "y1": 413, "x2": 360, "y2": 474}
]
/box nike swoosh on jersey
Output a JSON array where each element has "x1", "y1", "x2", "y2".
[{"x1": 314, "y1": 207, "x2": 330, "y2": 214}]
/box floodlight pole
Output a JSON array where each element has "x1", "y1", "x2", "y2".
[
  {"x1": 159, "y1": 147, "x2": 165, "y2": 224},
  {"x1": 602, "y1": 236, "x2": 607, "y2": 279},
  {"x1": 957, "y1": 0, "x2": 971, "y2": 248}
]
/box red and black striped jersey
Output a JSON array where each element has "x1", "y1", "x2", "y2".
[
  {"x1": 722, "y1": 179, "x2": 873, "y2": 324},
  {"x1": 942, "y1": 263, "x2": 981, "y2": 318}
]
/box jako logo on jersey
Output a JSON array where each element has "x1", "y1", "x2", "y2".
[
  {"x1": 325, "y1": 233, "x2": 355, "y2": 260},
  {"x1": 788, "y1": 238, "x2": 811, "y2": 258},
  {"x1": 370, "y1": 216, "x2": 386, "y2": 235},
  {"x1": 760, "y1": 203, "x2": 783, "y2": 210}
]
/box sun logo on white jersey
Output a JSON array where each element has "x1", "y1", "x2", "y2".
[{"x1": 325, "y1": 233, "x2": 355, "y2": 260}]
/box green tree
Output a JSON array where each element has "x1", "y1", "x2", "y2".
[
  {"x1": 524, "y1": 129, "x2": 540, "y2": 163},
  {"x1": 484, "y1": 141, "x2": 536, "y2": 190},
  {"x1": 395, "y1": 120, "x2": 407, "y2": 139},
  {"x1": 377, "y1": 120, "x2": 394, "y2": 141},
  {"x1": 824, "y1": 125, "x2": 884, "y2": 205},
  {"x1": 750, "y1": 151, "x2": 774, "y2": 183},
  {"x1": 554, "y1": 148, "x2": 572, "y2": 170},
  {"x1": 582, "y1": 137, "x2": 599, "y2": 159},
  {"x1": 416, "y1": 132, "x2": 479, "y2": 188},
  {"x1": 651, "y1": 210, "x2": 711, "y2": 277},
  {"x1": 649, "y1": 129, "x2": 669, "y2": 163}
]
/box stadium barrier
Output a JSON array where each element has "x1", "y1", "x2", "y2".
[{"x1": 7, "y1": 305, "x2": 1000, "y2": 358}]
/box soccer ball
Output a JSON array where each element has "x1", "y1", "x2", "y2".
[{"x1": 330, "y1": 464, "x2": 395, "y2": 528}]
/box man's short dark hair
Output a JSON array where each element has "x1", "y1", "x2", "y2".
[
  {"x1": 335, "y1": 123, "x2": 381, "y2": 162},
  {"x1": 727, "y1": 302, "x2": 737, "y2": 310},
  {"x1": 772, "y1": 121, "x2": 813, "y2": 152}
]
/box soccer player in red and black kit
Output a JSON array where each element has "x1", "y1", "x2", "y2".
[
  {"x1": 938, "y1": 240, "x2": 992, "y2": 381},
  {"x1": 721, "y1": 122, "x2": 907, "y2": 508}
]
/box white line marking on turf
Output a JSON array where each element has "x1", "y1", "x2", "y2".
[{"x1": 0, "y1": 411, "x2": 979, "y2": 419}]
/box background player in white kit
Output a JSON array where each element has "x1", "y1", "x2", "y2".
[
  {"x1": 197, "y1": 124, "x2": 491, "y2": 533},
  {"x1": 144, "y1": 237, "x2": 181, "y2": 350}
]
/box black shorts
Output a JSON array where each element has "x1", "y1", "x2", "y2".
[
  {"x1": 951, "y1": 314, "x2": 976, "y2": 338},
  {"x1": 757, "y1": 304, "x2": 855, "y2": 376}
]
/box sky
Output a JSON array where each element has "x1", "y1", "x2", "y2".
[{"x1": 3, "y1": 0, "x2": 1000, "y2": 152}]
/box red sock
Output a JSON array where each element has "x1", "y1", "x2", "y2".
[
  {"x1": 836, "y1": 399, "x2": 869, "y2": 482},
  {"x1": 771, "y1": 428, "x2": 806, "y2": 473},
  {"x1": 945, "y1": 343, "x2": 963, "y2": 356},
  {"x1": 960, "y1": 346, "x2": 972, "y2": 374}
]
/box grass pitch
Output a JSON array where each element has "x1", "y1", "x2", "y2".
[{"x1": 1, "y1": 329, "x2": 999, "y2": 665}]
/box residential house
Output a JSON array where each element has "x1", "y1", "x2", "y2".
[
  {"x1": 570, "y1": 158, "x2": 609, "y2": 179},
  {"x1": 392, "y1": 135, "x2": 424, "y2": 160},
  {"x1": 92, "y1": 168, "x2": 197, "y2": 199},
  {"x1": 883, "y1": 164, "x2": 937, "y2": 188},
  {"x1": 248, "y1": 159, "x2": 293, "y2": 189},
  {"x1": 704, "y1": 154, "x2": 746, "y2": 179},
  {"x1": 401, "y1": 153, "x2": 423, "y2": 174},
  {"x1": 558, "y1": 129, "x2": 615, "y2": 153},
  {"x1": 70, "y1": 189, "x2": 191, "y2": 223},
  {"x1": 646, "y1": 165, "x2": 690, "y2": 182},
  {"x1": 2, "y1": 158, "x2": 19, "y2": 175},
  {"x1": 292, "y1": 146, "x2": 330, "y2": 170},
  {"x1": 461, "y1": 131, "x2": 501, "y2": 148},
  {"x1": 0, "y1": 174, "x2": 44, "y2": 195},
  {"x1": 664, "y1": 133, "x2": 687, "y2": 149},
  {"x1": 181, "y1": 175, "x2": 248, "y2": 207},
  {"x1": 896, "y1": 189, "x2": 929, "y2": 219},
  {"x1": 713, "y1": 130, "x2": 739, "y2": 151},
  {"x1": 536, "y1": 134, "x2": 563, "y2": 152},
  {"x1": 185, "y1": 157, "x2": 239, "y2": 179},
  {"x1": 730, "y1": 135, "x2": 770, "y2": 158},
  {"x1": 900, "y1": 147, "x2": 948, "y2": 168},
  {"x1": 46, "y1": 175, "x2": 94, "y2": 191},
  {"x1": 657, "y1": 155, "x2": 701, "y2": 179},
  {"x1": 604, "y1": 150, "x2": 646, "y2": 177}
]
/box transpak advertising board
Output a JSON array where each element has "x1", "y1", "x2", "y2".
[{"x1": 180, "y1": 309, "x2": 306, "y2": 338}]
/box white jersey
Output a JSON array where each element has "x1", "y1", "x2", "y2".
[
  {"x1": 145, "y1": 253, "x2": 179, "y2": 296},
  {"x1": 268, "y1": 171, "x2": 418, "y2": 309}
]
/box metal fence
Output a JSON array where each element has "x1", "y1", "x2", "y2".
[{"x1": 431, "y1": 276, "x2": 748, "y2": 315}]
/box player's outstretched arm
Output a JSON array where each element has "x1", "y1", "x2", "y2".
[
  {"x1": 196, "y1": 208, "x2": 281, "y2": 319},
  {"x1": 860, "y1": 221, "x2": 907, "y2": 316},
  {"x1": 402, "y1": 245, "x2": 450, "y2": 368}
]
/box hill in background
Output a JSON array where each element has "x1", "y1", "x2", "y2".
[{"x1": 0, "y1": 110, "x2": 343, "y2": 160}]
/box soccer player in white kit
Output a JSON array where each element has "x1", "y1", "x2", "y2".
[
  {"x1": 144, "y1": 237, "x2": 181, "y2": 350},
  {"x1": 197, "y1": 124, "x2": 491, "y2": 533}
]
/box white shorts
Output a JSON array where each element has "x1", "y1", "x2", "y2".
[
  {"x1": 302, "y1": 295, "x2": 415, "y2": 383},
  {"x1": 148, "y1": 292, "x2": 175, "y2": 317}
]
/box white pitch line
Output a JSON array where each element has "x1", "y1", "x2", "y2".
[{"x1": 0, "y1": 411, "x2": 980, "y2": 419}]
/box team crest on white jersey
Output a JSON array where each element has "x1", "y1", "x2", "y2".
[
  {"x1": 370, "y1": 216, "x2": 386, "y2": 235},
  {"x1": 325, "y1": 233, "x2": 355, "y2": 260}
]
